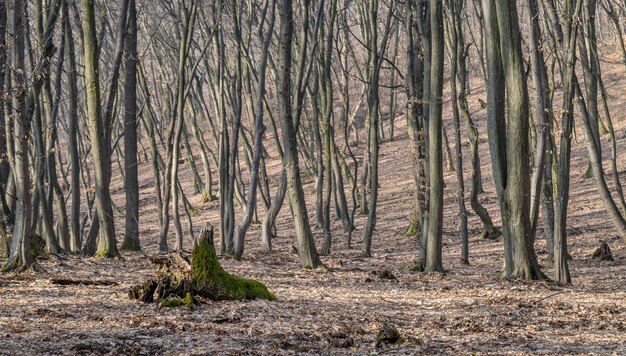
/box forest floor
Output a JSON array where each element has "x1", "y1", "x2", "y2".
[{"x1": 2, "y1": 60, "x2": 626, "y2": 356}]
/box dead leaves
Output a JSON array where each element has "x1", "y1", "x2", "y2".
[{"x1": 1, "y1": 319, "x2": 29, "y2": 333}]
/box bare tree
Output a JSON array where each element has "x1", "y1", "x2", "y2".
[
  {"x1": 81, "y1": 0, "x2": 119, "y2": 258},
  {"x1": 445, "y1": 0, "x2": 469, "y2": 265},
  {"x1": 424, "y1": 0, "x2": 444, "y2": 272},
  {"x1": 482, "y1": 0, "x2": 544, "y2": 279},
  {"x1": 361, "y1": 0, "x2": 395, "y2": 257},
  {"x1": 233, "y1": 0, "x2": 276, "y2": 260},
  {"x1": 4, "y1": 0, "x2": 37, "y2": 271},
  {"x1": 278, "y1": 0, "x2": 321, "y2": 268},
  {"x1": 121, "y1": 0, "x2": 140, "y2": 251}
]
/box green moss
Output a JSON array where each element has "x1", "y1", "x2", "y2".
[
  {"x1": 582, "y1": 163, "x2": 593, "y2": 179},
  {"x1": 200, "y1": 192, "x2": 216, "y2": 204},
  {"x1": 160, "y1": 298, "x2": 185, "y2": 308},
  {"x1": 160, "y1": 292, "x2": 196, "y2": 308},
  {"x1": 187, "y1": 205, "x2": 198, "y2": 215},
  {"x1": 191, "y1": 237, "x2": 276, "y2": 301},
  {"x1": 404, "y1": 210, "x2": 421, "y2": 237},
  {"x1": 184, "y1": 292, "x2": 195, "y2": 305},
  {"x1": 94, "y1": 250, "x2": 121, "y2": 259}
]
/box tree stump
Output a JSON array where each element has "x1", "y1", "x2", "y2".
[
  {"x1": 592, "y1": 242, "x2": 614, "y2": 261},
  {"x1": 130, "y1": 225, "x2": 275, "y2": 306}
]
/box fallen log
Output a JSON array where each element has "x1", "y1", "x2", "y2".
[{"x1": 130, "y1": 225, "x2": 275, "y2": 307}]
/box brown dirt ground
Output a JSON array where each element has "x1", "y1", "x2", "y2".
[{"x1": 2, "y1": 52, "x2": 626, "y2": 356}]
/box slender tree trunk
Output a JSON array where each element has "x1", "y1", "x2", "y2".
[
  {"x1": 418, "y1": 0, "x2": 431, "y2": 270},
  {"x1": 0, "y1": 0, "x2": 8, "y2": 185},
  {"x1": 261, "y1": 170, "x2": 286, "y2": 251},
  {"x1": 310, "y1": 73, "x2": 324, "y2": 230},
  {"x1": 121, "y1": 0, "x2": 140, "y2": 251},
  {"x1": 160, "y1": 0, "x2": 196, "y2": 252},
  {"x1": 497, "y1": 0, "x2": 544, "y2": 279},
  {"x1": 320, "y1": 0, "x2": 338, "y2": 255},
  {"x1": 4, "y1": 0, "x2": 39, "y2": 271},
  {"x1": 362, "y1": 0, "x2": 380, "y2": 257},
  {"x1": 81, "y1": 0, "x2": 119, "y2": 258},
  {"x1": 424, "y1": 0, "x2": 444, "y2": 272},
  {"x1": 573, "y1": 81, "x2": 626, "y2": 238},
  {"x1": 138, "y1": 64, "x2": 163, "y2": 230},
  {"x1": 445, "y1": 0, "x2": 469, "y2": 265},
  {"x1": 525, "y1": 0, "x2": 551, "y2": 243},
  {"x1": 233, "y1": 0, "x2": 276, "y2": 260},
  {"x1": 404, "y1": 0, "x2": 426, "y2": 245},
  {"x1": 33, "y1": 89, "x2": 59, "y2": 254},
  {"x1": 454, "y1": 2, "x2": 499, "y2": 241},
  {"x1": 278, "y1": 0, "x2": 321, "y2": 268},
  {"x1": 554, "y1": 0, "x2": 582, "y2": 285},
  {"x1": 0, "y1": 0, "x2": 7, "y2": 258}
]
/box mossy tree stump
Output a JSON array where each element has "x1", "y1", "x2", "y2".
[{"x1": 130, "y1": 225, "x2": 275, "y2": 306}]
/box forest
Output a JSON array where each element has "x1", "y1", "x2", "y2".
[{"x1": 0, "y1": 0, "x2": 625, "y2": 354}]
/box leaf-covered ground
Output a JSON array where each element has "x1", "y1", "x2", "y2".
[
  {"x1": 2, "y1": 51, "x2": 626, "y2": 356},
  {"x1": 1, "y1": 234, "x2": 624, "y2": 355}
]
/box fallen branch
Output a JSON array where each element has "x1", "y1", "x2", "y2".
[
  {"x1": 50, "y1": 278, "x2": 119, "y2": 286},
  {"x1": 534, "y1": 291, "x2": 566, "y2": 305}
]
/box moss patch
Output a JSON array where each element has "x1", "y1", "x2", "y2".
[
  {"x1": 200, "y1": 192, "x2": 216, "y2": 204},
  {"x1": 191, "y1": 233, "x2": 276, "y2": 301},
  {"x1": 404, "y1": 210, "x2": 421, "y2": 237},
  {"x1": 160, "y1": 292, "x2": 196, "y2": 308}
]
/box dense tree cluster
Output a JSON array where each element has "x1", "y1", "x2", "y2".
[{"x1": 1, "y1": 0, "x2": 626, "y2": 286}]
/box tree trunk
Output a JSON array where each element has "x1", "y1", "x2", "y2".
[
  {"x1": 121, "y1": 0, "x2": 140, "y2": 251},
  {"x1": 278, "y1": 0, "x2": 321, "y2": 269},
  {"x1": 81, "y1": 0, "x2": 119, "y2": 258},
  {"x1": 424, "y1": 0, "x2": 444, "y2": 272},
  {"x1": 483, "y1": 0, "x2": 544, "y2": 279},
  {"x1": 445, "y1": 0, "x2": 469, "y2": 265},
  {"x1": 554, "y1": 0, "x2": 584, "y2": 284},
  {"x1": 4, "y1": 0, "x2": 38, "y2": 271},
  {"x1": 319, "y1": 0, "x2": 338, "y2": 255},
  {"x1": 233, "y1": 0, "x2": 276, "y2": 260},
  {"x1": 0, "y1": 0, "x2": 8, "y2": 185},
  {"x1": 499, "y1": 0, "x2": 544, "y2": 279}
]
